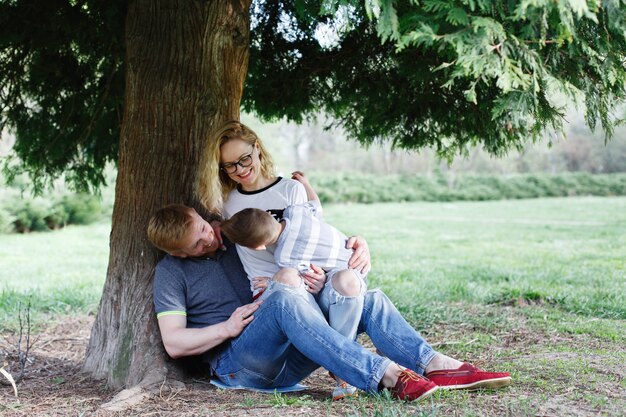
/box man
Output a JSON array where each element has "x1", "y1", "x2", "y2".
[{"x1": 147, "y1": 204, "x2": 512, "y2": 401}]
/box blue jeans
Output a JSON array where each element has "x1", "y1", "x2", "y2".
[
  {"x1": 212, "y1": 284, "x2": 437, "y2": 393},
  {"x1": 259, "y1": 269, "x2": 367, "y2": 343},
  {"x1": 318, "y1": 268, "x2": 367, "y2": 343}
]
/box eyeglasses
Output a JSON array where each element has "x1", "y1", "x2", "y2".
[{"x1": 220, "y1": 146, "x2": 256, "y2": 174}]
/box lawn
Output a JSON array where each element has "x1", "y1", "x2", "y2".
[
  {"x1": 0, "y1": 197, "x2": 624, "y2": 416},
  {"x1": 0, "y1": 220, "x2": 110, "y2": 330}
]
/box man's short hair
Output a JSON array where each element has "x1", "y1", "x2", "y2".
[
  {"x1": 147, "y1": 204, "x2": 194, "y2": 253},
  {"x1": 221, "y1": 208, "x2": 277, "y2": 248}
]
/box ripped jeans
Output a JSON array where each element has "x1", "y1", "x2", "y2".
[
  {"x1": 259, "y1": 267, "x2": 367, "y2": 343},
  {"x1": 317, "y1": 268, "x2": 367, "y2": 342},
  {"x1": 212, "y1": 285, "x2": 436, "y2": 392}
]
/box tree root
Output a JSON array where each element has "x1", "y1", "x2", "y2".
[{"x1": 100, "y1": 366, "x2": 185, "y2": 412}]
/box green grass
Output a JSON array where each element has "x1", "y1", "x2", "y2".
[
  {"x1": 0, "y1": 220, "x2": 109, "y2": 330},
  {"x1": 0, "y1": 196, "x2": 624, "y2": 415},
  {"x1": 1, "y1": 197, "x2": 624, "y2": 334},
  {"x1": 325, "y1": 197, "x2": 626, "y2": 324}
]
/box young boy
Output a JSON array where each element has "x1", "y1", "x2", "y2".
[
  {"x1": 221, "y1": 172, "x2": 368, "y2": 300},
  {"x1": 221, "y1": 172, "x2": 368, "y2": 400}
]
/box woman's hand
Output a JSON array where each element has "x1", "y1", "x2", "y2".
[
  {"x1": 210, "y1": 220, "x2": 226, "y2": 250},
  {"x1": 346, "y1": 236, "x2": 371, "y2": 274},
  {"x1": 224, "y1": 301, "x2": 263, "y2": 338},
  {"x1": 302, "y1": 264, "x2": 326, "y2": 294},
  {"x1": 251, "y1": 276, "x2": 270, "y2": 291}
]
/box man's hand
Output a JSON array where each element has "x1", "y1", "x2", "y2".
[
  {"x1": 251, "y1": 276, "x2": 270, "y2": 291},
  {"x1": 346, "y1": 236, "x2": 371, "y2": 274},
  {"x1": 224, "y1": 301, "x2": 262, "y2": 338},
  {"x1": 302, "y1": 264, "x2": 326, "y2": 294}
]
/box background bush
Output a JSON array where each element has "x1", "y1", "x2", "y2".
[
  {"x1": 310, "y1": 172, "x2": 626, "y2": 204},
  {"x1": 12, "y1": 198, "x2": 51, "y2": 233},
  {"x1": 57, "y1": 194, "x2": 103, "y2": 225},
  {"x1": 0, "y1": 192, "x2": 104, "y2": 234},
  {"x1": 0, "y1": 167, "x2": 115, "y2": 234},
  {"x1": 0, "y1": 207, "x2": 12, "y2": 233}
]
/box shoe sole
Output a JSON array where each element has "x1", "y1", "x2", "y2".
[
  {"x1": 392, "y1": 385, "x2": 439, "y2": 402},
  {"x1": 437, "y1": 376, "x2": 512, "y2": 390},
  {"x1": 332, "y1": 392, "x2": 358, "y2": 401},
  {"x1": 415, "y1": 385, "x2": 439, "y2": 401}
]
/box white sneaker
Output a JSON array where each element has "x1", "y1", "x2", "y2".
[{"x1": 332, "y1": 382, "x2": 358, "y2": 401}]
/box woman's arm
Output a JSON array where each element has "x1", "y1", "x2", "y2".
[{"x1": 157, "y1": 301, "x2": 262, "y2": 358}]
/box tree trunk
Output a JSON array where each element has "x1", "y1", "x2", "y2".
[{"x1": 83, "y1": 0, "x2": 251, "y2": 388}]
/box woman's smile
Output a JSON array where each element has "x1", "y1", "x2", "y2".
[{"x1": 236, "y1": 167, "x2": 253, "y2": 180}]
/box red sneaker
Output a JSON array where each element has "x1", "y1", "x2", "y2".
[
  {"x1": 390, "y1": 369, "x2": 438, "y2": 401},
  {"x1": 425, "y1": 363, "x2": 512, "y2": 390}
]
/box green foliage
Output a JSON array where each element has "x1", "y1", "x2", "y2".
[
  {"x1": 12, "y1": 199, "x2": 50, "y2": 233},
  {"x1": 46, "y1": 203, "x2": 71, "y2": 229},
  {"x1": 0, "y1": 166, "x2": 114, "y2": 234},
  {"x1": 0, "y1": 0, "x2": 126, "y2": 192},
  {"x1": 0, "y1": 208, "x2": 11, "y2": 233},
  {"x1": 1, "y1": 0, "x2": 625, "y2": 192},
  {"x1": 247, "y1": 0, "x2": 626, "y2": 160},
  {"x1": 0, "y1": 190, "x2": 105, "y2": 233},
  {"x1": 56, "y1": 193, "x2": 102, "y2": 225},
  {"x1": 311, "y1": 172, "x2": 626, "y2": 203}
]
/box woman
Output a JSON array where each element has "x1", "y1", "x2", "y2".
[{"x1": 198, "y1": 121, "x2": 369, "y2": 400}]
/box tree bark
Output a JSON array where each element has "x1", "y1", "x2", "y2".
[{"x1": 83, "y1": 0, "x2": 251, "y2": 388}]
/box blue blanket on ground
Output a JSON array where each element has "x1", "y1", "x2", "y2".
[{"x1": 209, "y1": 379, "x2": 307, "y2": 393}]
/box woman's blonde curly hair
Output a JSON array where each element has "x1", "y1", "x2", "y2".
[{"x1": 197, "y1": 121, "x2": 276, "y2": 214}]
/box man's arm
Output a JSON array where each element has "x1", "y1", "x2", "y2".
[{"x1": 157, "y1": 302, "x2": 261, "y2": 359}]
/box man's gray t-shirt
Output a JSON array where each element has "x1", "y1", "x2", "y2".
[{"x1": 153, "y1": 243, "x2": 252, "y2": 332}]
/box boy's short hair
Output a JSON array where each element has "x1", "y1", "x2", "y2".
[
  {"x1": 221, "y1": 208, "x2": 277, "y2": 248},
  {"x1": 147, "y1": 204, "x2": 194, "y2": 253}
]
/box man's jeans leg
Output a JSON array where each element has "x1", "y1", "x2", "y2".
[
  {"x1": 359, "y1": 289, "x2": 437, "y2": 375},
  {"x1": 213, "y1": 284, "x2": 391, "y2": 392}
]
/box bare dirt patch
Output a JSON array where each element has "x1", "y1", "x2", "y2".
[{"x1": 1, "y1": 309, "x2": 624, "y2": 416}]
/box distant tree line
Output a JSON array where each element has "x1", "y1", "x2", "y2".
[{"x1": 246, "y1": 113, "x2": 626, "y2": 177}]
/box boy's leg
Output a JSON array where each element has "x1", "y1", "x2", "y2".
[
  {"x1": 317, "y1": 268, "x2": 367, "y2": 398},
  {"x1": 318, "y1": 269, "x2": 367, "y2": 341},
  {"x1": 213, "y1": 283, "x2": 391, "y2": 392},
  {"x1": 256, "y1": 267, "x2": 306, "y2": 302}
]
